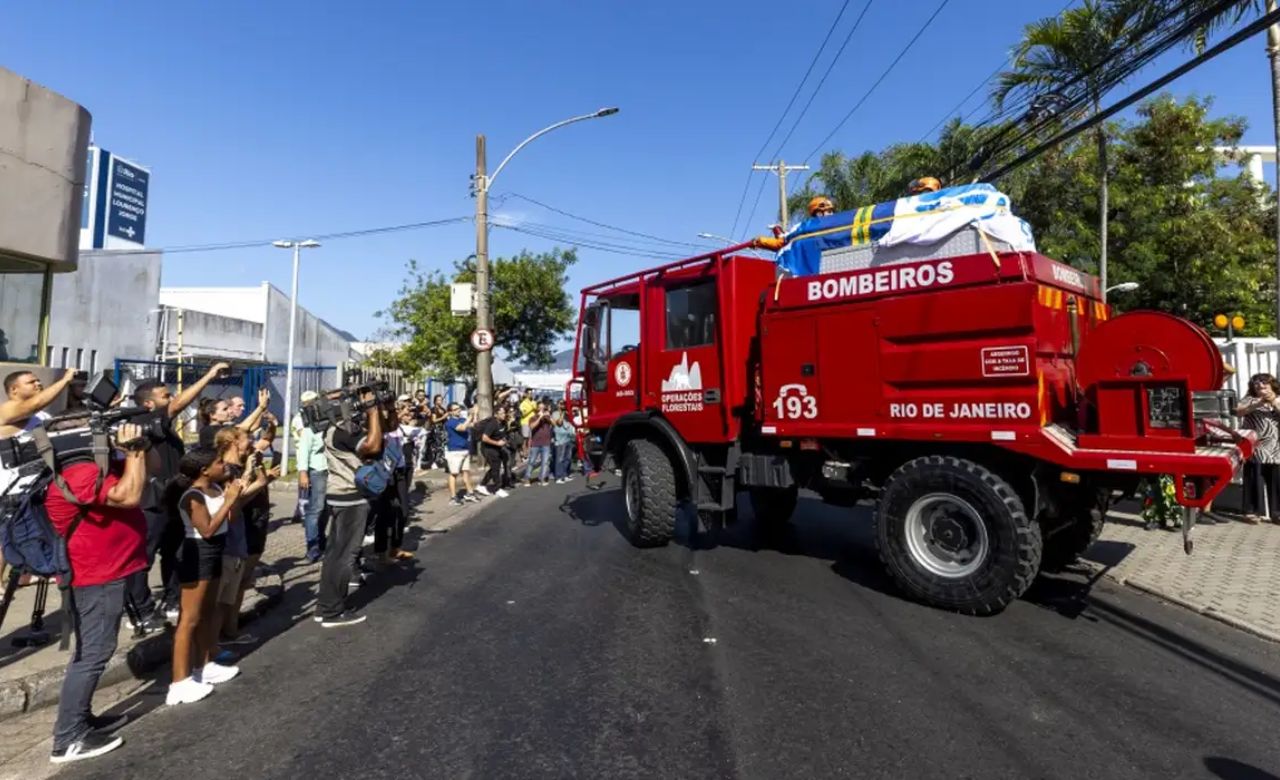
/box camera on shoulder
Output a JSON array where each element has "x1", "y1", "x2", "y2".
[
  {"x1": 301, "y1": 380, "x2": 395, "y2": 434},
  {"x1": 0, "y1": 373, "x2": 166, "y2": 471}
]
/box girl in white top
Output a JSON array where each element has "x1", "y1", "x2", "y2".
[{"x1": 166, "y1": 447, "x2": 245, "y2": 706}]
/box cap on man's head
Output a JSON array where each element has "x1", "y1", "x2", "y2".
[
  {"x1": 397, "y1": 394, "x2": 411, "y2": 402},
  {"x1": 300, "y1": 390, "x2": 319, "y2": 403}
]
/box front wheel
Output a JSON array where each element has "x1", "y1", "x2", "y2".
[
  {"x1": 621, "y1": 439, "x2": 677, "y2": 547},
  {"x1": 875, "y1": 456, "x2": 1042, "y2": 615}
]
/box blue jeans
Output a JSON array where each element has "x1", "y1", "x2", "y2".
[
  {"x1": 54, "y1": 578, "x2": 126, "y2": 751},
  {"x1": 553, "y1": 443, "x2": 573, "y2": 479},
  {"x1": 302, "y1": 470, "x2": 328, "y2": 554},
  {"x1": 525, "y1": 445, "x2": 551, "y2": 482}
]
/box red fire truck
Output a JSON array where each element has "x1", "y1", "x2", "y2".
[{"x1": 569, "y1": 244, "x2": 1251, "y2": 615}]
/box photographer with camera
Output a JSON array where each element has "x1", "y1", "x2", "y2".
[
  {"x1": 45, "y1": 422, "x2": 150, "y2": 764},
  {"x1": 314, "y1": 387, "x2": 383, "y2": 628}
]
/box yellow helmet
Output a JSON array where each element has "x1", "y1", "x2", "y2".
[
  {"x1": 808, "y1": 196, "x2": 836, "y2": 216},
  {"x1": 908, "y1": 176, "x2": 942, "y2": 195}
]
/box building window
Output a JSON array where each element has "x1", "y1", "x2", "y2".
[
  {"x1": 75, "y1": 348, "x2": 83, "y2": 370},
  {"x1": 45, "y1": 345, "x2": 54, "y2": 365},
  {"x1": 60, "y1": 347, "x2": 69, "y2": 368},
  {"x1": 665, "y1": 280, "x2": 718, "y2": 350},
  {"x1": 89, "y1": 349, "x2": 98, "y2": 375}
]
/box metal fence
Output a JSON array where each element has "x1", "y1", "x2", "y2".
[
  {"x1": 114, "y1": 359, "x2": 339, "y2": 435},
  {"x1": 1215, "y1": 338, "x2": 1280, "y2": 399}
]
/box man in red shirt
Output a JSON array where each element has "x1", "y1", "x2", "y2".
[{"x1": 44, "y1": 423, "x2": 149, "y2": 765}]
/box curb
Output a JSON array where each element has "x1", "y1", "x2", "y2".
[
  {"x1": 0, "y1": 583, "x2": 282, "y2": 724},
  {"x1": 1107, "y1": 573, "x2": 1280, "y2": 645},
  {"x1": 0, "y1": 469, "x2": 469, "y2": 724}
]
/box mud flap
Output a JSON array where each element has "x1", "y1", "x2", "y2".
[{"x1": 1182, "y1": 506, "x2": 1198, "y2": 555}]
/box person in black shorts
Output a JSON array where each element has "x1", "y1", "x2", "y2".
[{"x1": 167, "y1": 448, "x2": 244, "y2": 706}]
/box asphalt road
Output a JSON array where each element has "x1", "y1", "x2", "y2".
[{"x1": 59, "y1": 479, "x2": 1280, "y2": 780}]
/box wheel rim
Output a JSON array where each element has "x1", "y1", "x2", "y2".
[
  {"x1": 903, "y1": 493, "x2": 990, "y2": 578},
  {"x1": 624, "y1": 467, "x2": 641, "y2": 522}
]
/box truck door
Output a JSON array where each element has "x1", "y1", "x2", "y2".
[
  {"x1": 583, "y1": 293, "x2": 641, "y2": 429},
  {"x1": 651, "y1": 277, "x2": 725, "y2": 443}
]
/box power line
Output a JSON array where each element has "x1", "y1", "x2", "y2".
[
  {"x1": 982, "y1": 2, "x2": 1280, "y2": 182},
  {"x1": 494, "y1": 222, "x2": 687, "y2": 260},
  {"x1": 729, "y1": 0, "x2": 861, "y2": 239},
  {"x1": 802, "y1": 0, "x2": 951, "y2": 163},
  {"x1": 497, "y1": 192, "x2": 706, "y2": 248},
  {"x1": 106, "y1": 216, "x2": 474, "y2": 256},
  {"x1": 765, "y1": 0, "x2": 876, "y2": 161}
]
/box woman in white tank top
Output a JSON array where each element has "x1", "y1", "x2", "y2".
[{"x1": 166, "y1": 447, "x2": 245, "y2": 706}]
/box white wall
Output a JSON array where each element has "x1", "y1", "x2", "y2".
[
  {"x1": 159, "y1": 286, "x2": 269, "y2": 324},
  {"x1": 261, "y1": 285, "x2": 354, "y2": 366},
  {"x1": 160, "y1": 308, "x2": 264, "y2": 362}
]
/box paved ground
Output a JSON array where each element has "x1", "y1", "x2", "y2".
[
  {"x1": 4, "y1": 479, "x2": 1276, "y2": 779},
  {"x1": 1086, "y1": 508, "x2": 1280, "y2": 642}
]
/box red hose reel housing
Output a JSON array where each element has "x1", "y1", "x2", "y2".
[{"x1": 1074, "y1": 312, "x2": 1224, "y2": 452}]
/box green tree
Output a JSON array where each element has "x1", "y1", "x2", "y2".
[
  {"x1": 378, "y1": 248, "x2": 578, "y2": 393},
  {"x1": 994, "y1": 0, "x2": 1144, "y2": 298}
]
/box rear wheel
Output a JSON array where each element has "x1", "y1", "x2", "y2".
[
  {"x1": 875, "y1": 456, "x2": 1042, "y2": 615},
  {"x1": 1041, "y1": 490, "x2": 1107, "y2": 572},
  {"x1": 621, "y1": 439, "x2": 677, "y2": 547}
]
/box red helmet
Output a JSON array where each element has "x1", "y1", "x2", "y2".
[
  {"x1": 808, "y1": 196, "x2": 836, "y2": 216},
  {"x1": 907, "y1": 177, "x2": 942, "y2": 195}
]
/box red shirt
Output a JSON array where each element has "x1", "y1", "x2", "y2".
[{"x1": 44, "y1": 462, "x2": 148, "y2": 587}]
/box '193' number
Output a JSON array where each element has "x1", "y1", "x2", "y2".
[{"x1": 773, "y1": 391, "x2": 818, "y2": 420}]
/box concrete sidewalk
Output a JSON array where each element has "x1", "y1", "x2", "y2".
[
  {"x1": 1084, "y1": 506, "x2": 1280, "y2": 643},
  {"x1": 0, "y1": 468, "x2": 479, "y2": 734}
]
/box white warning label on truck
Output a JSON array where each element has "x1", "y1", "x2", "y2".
[{"x1": 981, "y1": 346, "x2": 1030, "y2": 377}]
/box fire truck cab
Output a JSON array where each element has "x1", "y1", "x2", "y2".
[{"x1": 571, "y1": 242, "x2": 1249, "y2": 616}]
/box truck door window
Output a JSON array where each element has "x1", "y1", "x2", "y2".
[
  {"x1": 586, "y1": 296, "x2": 640, "y2": 392},
  {"x1": 666, "y1": 280, "x2": 717, "y2": 349}
]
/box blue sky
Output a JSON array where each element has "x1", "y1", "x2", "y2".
[{"x1": 4, "y1": 0, "x2": 1276, "y2": 342}]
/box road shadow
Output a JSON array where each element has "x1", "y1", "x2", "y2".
[{"x1": 1204, "y1": 757, "x2": 1280, "y2": 780}]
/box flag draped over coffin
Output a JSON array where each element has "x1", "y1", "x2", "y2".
[{"x1": 774, "y1": 183, "x2": 1037, "y2": 277}]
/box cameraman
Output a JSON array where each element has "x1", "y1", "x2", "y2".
[
  {"x1": 127, "y1": 362, "x2": 231, "y2": 627},
  {"x1": 0, "y1": 368, "x2": 77, "y2": 440},
  {"x1": 46, "y1": 423, "x2": 150, "y2": 764},
  {"x1": 314, "y1": 388, "x2": 382, "y2": 628}
]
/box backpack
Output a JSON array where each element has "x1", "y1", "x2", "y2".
[
  {"x1": 0, "y1": 428, "x2": 103, "y2": 587},
  {"x1": 0, "y1": 470, "x2": 72, "y2": 583}
]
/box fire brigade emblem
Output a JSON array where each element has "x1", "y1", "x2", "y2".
[{"x1": 614, "y1": 361, "x2": 632, "y2": 387}]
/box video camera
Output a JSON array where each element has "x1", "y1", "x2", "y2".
[
  {"x1": 301, "y1": 380, "x2": 395, "y2": 433},
  {"x1": 0, "y1": 372, "x2": 167, "y2": 471}
]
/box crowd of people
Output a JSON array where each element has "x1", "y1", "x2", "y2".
[{"x1": 0, "y1": 365, "x2": 594, "y2": 764}]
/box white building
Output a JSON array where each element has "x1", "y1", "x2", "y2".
[{"x1": 159, "y1": 282, "x2": 360, "y2": 367}]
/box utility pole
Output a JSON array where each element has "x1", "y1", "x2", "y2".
[
  {"x1": 473, "y1": 134, "x2": 494, "y2": 418},
  {"x1": 753, "y1": 160, "x2": 810, "y2": 230},
  {"x1": 1268, "y1": 0, "x2": 1280, "y2": 335}
]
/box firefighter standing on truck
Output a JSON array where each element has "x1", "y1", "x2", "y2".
[{"x1": 757, "y1": 196, "x2": 836, "y2": 252}]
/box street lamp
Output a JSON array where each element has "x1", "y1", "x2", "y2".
[
  {"x1": 1105, "y1": 281, "x2": 1140, "y2": 295},
  {"x1": 471, "y1": 107, "x2": 620, "y2": 416},
  {"x1": 272, "y1": 238, "x2": 321, "y2": 475}
]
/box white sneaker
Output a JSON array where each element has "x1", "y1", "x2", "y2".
[
  {"x1": 166, "y1": 677, "x2": 214, "y2": 706},
  {"x1": 495, "y1": 489, "x2": 510, "y2": 498},
  {"x1": 195, "y1": 661, "x2": 240, "y2": 685},
  {"x1": 476, "y1": 485, "x2": 491, "y2": 496}
]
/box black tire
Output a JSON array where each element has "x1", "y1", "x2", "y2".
[
  {"x1": 875, "y1": 456, "x2": 1042, "y2": 616},
  {"x1": 1040, "y1": 491, "x2": 1107, "y2": 572},
  {"x1": 749, "y1": 485, "x2": 799, "y2": 525},
  {"x1": 621, "y1": 439, "x2": 677, "y2": 547}
]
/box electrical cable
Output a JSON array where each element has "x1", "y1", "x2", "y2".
[
  {"x1": 105, "y1": 216, "x2": 473, "y2": 256},
  {"x1": 801, "y1": 0, "x2": 951, "y2": 163},
  {"x1": 982, "y1": 3, "x2": 1280, "y2": 182},
  {"x1": 728, "y1": 0, "x2": 861, "y2": 239},
  {"x1": 498, "y1": 192, "x2": 707, "y2": 248}
]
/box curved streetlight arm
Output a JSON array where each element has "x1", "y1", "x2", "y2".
[{"x1": 488, "y1": 109, "x2": 617, "y2": 188}]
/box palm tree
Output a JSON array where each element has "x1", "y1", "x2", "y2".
[{"x1": 993, "y1": 0, "x2": 1141, "y2": 299}]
